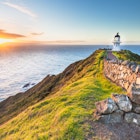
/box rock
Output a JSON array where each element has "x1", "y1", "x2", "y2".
[
  {"x1": 128, "y1": 88, "x2": 140, "y2": 105},
  {"x1": 119, "y1": 65, "x2": 123, "y2": 70},
  {"x1": 128, "y1": 74, "x2": 135, "y2": 83},
  {"x1": 135, "y1": 65, "x2": 140, "y2": 73},
  {"x1": 112, "y1": 60, "x2": 118, "y2": 64},
  {"x1": 124, "y1": 112, "x2": 140, "y2": 125},
  {"x1": 136, "y1": 77, "x2": 140, "y2": 85},
  {"x1": 112, "y1": 94, "x2": 132, "y2": 112},
  {"x1": 134, "y1": 107, "x2": 140, "y2": 114},
  {"x1": 118, "y1": 60, "x2": 123, "y2": 65},
  {"x1": 135, "y1": 84, "x2": 140, "y2": 89},
  {"x1": 95, "y1": 98, "x2": 118, "y2": 115},
  {"x1": 98, "y1": 110, "x2": 124, "y2": 123},
  {"x1": 22, "y1": 82, "x2": 36, "y2": 88},
  {"x1": 122, "y1": 60, "x2": 130, "y2": 66},
  {"x1": 31, "y1": 83, "x2": 35, "y2": 86},
  {"x1": 126, "y1": 62, "x2": 136, "y2": 69},
  {"x1": 132, "y1": 103, "x2": 140, "y2": 114},
  {"x1": 124, "y1": 82, "x2": 130, "y2": 90},
  {"x1": 23, "y1": 83, "x2": 30, "y2": 88},
  {"x1": 131, "y1": 65, "x2": 137, "y2": 72},
  {"x1": 127, "y1": 83, "x2": 134, "y2": 92},
  {"x1": 132, "y1": 73, "x2": 137, "y2": 81}
]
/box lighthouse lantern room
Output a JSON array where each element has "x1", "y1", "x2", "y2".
[{"x1": 112, "y1": 32, "x2": 121, "y2": 51}]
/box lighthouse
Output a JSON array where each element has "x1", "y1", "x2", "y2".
[{"x1": 112, "y1": 32, "x2": 121, "y2": 51}]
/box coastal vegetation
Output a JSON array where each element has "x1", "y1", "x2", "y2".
[
  {"x1": 1, "y1": 49, "x2": 140, "y2": 139},
  {"x1": 113, "y1": 50, "x2": 140, "y2": 64}
]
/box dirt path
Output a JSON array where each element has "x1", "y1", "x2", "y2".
[
  {"x1": 86, "y1": 121, "x2": 140, "y2": 140},
  {"x1": 107, "y1": 51, "x2": 117, "y2": 60}
]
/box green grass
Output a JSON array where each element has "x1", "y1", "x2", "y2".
[
  {"x1": 0, "y1": 50, "x2": 125, "y2": 140},
  {"x1": 113, "y1": 50, "x2": 140, "y2": 64}
]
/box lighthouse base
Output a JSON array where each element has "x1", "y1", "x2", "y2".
[
  {"x1": 112, "y1": 43, "x2": 121, "y2": 51},
  {"x1": 112, "y1": 41, "x2": 121, "y2": 51}
]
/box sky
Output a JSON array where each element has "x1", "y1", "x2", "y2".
[{"x1": 0, "y1": 0, "x2": 140, "y2": 46}]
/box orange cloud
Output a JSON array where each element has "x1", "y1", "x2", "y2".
[
  {"x1": 5, "y1": 40, "x2": 86, "y2": 46},
  {"x1": 31, "y1": 32, "x2": 44, "y2": 36},
  {"x1": 0, "y1": 29, "x2": 25, "y2": 39}
]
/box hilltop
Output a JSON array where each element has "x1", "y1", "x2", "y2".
[{"x1": 0, "y1": 49, "x2": 140, "y2": 140}]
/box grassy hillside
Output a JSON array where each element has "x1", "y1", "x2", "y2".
[
  {"x1": 113, "y1": 50, "x2": 140, "y2": 64},
  {"x1": 0, "y1": 50, "x2": 126, "y2": 140}
]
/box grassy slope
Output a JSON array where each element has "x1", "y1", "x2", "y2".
[
  {"x1": 113, "y1": 50, "x2": 140, "y2": 64},
  {"x1": 0, "y1": 50, "x2": 125, "y2": 140}
]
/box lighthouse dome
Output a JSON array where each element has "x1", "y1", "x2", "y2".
[{"x1": 115, "y1": 33, "x2": 120, "y2": 38}]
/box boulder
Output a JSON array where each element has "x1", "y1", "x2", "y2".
[
  {"x1": 135, "y1": 65, "x2": 140, "y2": 73},
  {"x1": 22, "y1": 82, "x2": 35, "y2": 88},
  {"x1": 132, "y1": 73, "x2": 137, "y2": 81},
  {"x1": 135, "y1": 84, "x2": 140, "y2": 89},
  {"x1": 128, "y1": 74, "x2": 135, "y2": 83},
  {"x1": 31, "y1": 83, "x2": 35, "y2": 86},
  {"x1": 124, "y1": 112, "x2": 140, "y2": 125},
  {"x1": 126, "y1": 62, "x2": 136, "y2": 69},
  {"x1": 122, "y1": 60, "x2": 130, "y2": 66},
  {"x1": 131, "y1": 65, "x2": 137, "y2": 72},
  {"x1": 95, "y1": 98, "x2": 118, "y2": 115},
  {"x1": 124, "y1": 82, "x2": 130, "y2": 90},
  {"x1": 136, "y1": 77, "x2": 140, "y2": 85},
  {"x1": 119, "y1": 65, "x2": 123, "y2": 70},
  {"x1": 98, "y1": 110, "x2": 124, "y2": 123},
  {"x1": 132, "y1": 103, "x2": 140, "y2": 114},
  {"x1": 127, "y1": 88, "x2": 140, "y2": 105},
  {"x1": 112, "y1": 94, "x2": 132, "y2": 112},
  {"x1": 23, "y1": 83, "x2": 30, "y2": 88},
  {"x1": 134, "y1": 107, "x2": 140, "y2": 114},
  {"x1": 118, "y1": 60, "x2": 123, "y2": 65}
]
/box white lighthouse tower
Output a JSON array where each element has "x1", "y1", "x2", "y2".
[{"x1": 112, "y1": 32, "x2": 121, "y2": 51}]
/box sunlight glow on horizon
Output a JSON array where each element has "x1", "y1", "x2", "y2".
[
  {"x1": 0, "y1": 38, "x2": 13, "y2": 44},
  {"x1": 0, "y1": 0, "x2": 140, "y2": 45}
]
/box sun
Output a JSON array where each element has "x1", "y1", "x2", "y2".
[{"x1": 0, "y1": 38, "x2": 13, "y2": 44}]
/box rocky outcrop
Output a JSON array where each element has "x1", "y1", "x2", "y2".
[{"x1": 94, "y1": 94, "x2": 140, "y2": 125}]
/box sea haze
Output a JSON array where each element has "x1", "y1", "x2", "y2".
[{"x1": 0, "y1": 45, "x2": 140, "y2": 101}]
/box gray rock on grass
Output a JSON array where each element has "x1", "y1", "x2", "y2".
[
  {"x1": 95, "y1": 98, "x2": 118, "y2": 115},
  {"x1": 99, "y1": 110, "x2": 124, "y2": 123},
  {"x1": 112, "y1": 94, "x2": 132, "y2": 112}
]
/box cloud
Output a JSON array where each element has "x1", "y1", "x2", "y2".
[
  {"x1": 123, "y1": 41, "x2": 140, "y2": 44},
  {"x1": 48, "y1": 40, "x2": 86, "y2": 44},
  {"x1": 2, "y1": 2, "x2": 37, "y2": 18},
  {"x1": 124, "y1": 41, "x2": 140, "y2": 43},
  {"x1": 12, "y1": 40, "x2": 86, "y2": 45},
  {"x1": 0, "y1": 29, "x2": 26, "y2": 39},
  {"x1": 31, "y1": 32, "x2": 44, "y2": 36},
  {"x1": 20, "y1": 40, "x2": 86, "y2": 44}
]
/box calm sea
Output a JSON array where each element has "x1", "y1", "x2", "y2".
[{"x1": 0, "y1": 45, "x2": 140, "y2": 101}]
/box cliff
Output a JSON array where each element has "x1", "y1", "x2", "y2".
[{"x1": 0, "y1": 49, "x2": 140, "y2": 140}]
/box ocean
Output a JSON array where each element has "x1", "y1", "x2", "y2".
[{"x1": 0, "y1": 45, "x2": 140, "y2": 101}]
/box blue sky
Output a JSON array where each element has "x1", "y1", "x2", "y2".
[{"x1": 0, "y1": 0, "x2": 140, "y2": 45}]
